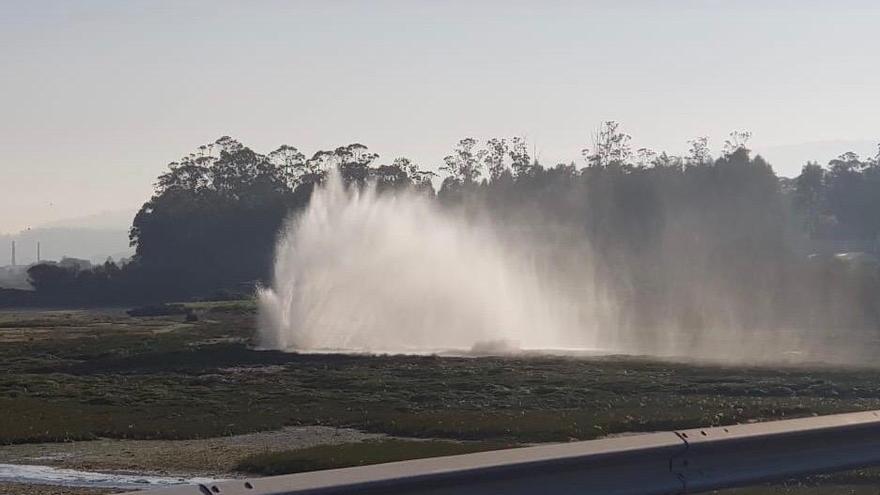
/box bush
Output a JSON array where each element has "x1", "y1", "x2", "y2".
[
  {"x1": 126, "y1": 303, "x2": 189, "y2": 317},
  {"x1": 204, "y1": 289, "x2": 250, "y2": 301}
]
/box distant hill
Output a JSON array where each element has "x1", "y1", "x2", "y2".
[
  {"x1": 0, "y1": 209, "x2": 136, "y2": 267},
  {"x1": 0, "y1": 226, "x2": 134, "y2": 267}
]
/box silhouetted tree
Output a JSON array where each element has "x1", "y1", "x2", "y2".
[
  {"x1": 794, "y1": 162, "x2": 826, "y2": 236},
  {"x1": 440, "y1": 138, "x2": 485, "y2": 184},
  {"x1": 582, "y1": 121, "x2": 632, "y2": 169}
]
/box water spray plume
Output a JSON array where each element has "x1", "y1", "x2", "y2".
[
  {"x1": 258, "y1": 171, "x2": 873, "y2": 365},
  {"x1": 257, "y1": 172, "x2": 603, "y2": 354}
]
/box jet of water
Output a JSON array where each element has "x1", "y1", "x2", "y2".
[
  {"x1": 257, "y1": 172, "x2": 880, "y2": 365},
  {"x1": 257, "y1": 172, "x2": 599, "y2": 354}
]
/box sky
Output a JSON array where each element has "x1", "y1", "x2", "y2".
[{"x1": 1, "y1": 0, "x2": 879, "y2": 234}]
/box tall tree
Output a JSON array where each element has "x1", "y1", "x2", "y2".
[
  {"x1": 582, "y1": 121, "x2": 632, "y2": 169},
  {"x1": 508, "y1": 136, "x2": 534, "y2": 178},
  {"x1": 484, "y1": 138, "x2": 509, "y2": 180},
  {"x1": 793, "y1": 162, "x2": 826, "y2": 237},
  {"x1": 440, "y1": 137, "x2": 486, "y2": 184}
]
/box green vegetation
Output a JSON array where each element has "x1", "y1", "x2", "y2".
[
  {"x1": 3, "y1": 306, "x2": 880, "y2": 447},
  {"x1": 3, "y1": 307, "x2": 880, "y2": 494},
  {"x1": 236, "y1": 439, "x2": 512, "y2": 475},
  {"x1": 189, "y1": 299, "x2": 258, "y2": 315},
  {"x1": 126, "y1": 303, "x2": 189, "y2": 317}
]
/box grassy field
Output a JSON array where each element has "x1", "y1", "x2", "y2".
[{"x1": 2, "y1": 304, "x2": 880, "y2": 492}]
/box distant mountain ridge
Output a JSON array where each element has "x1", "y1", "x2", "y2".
[
  {"x1": 0, "y1": 225, "x2": 134, "y2": 267},
  {"x1": 0, "y1": 208, "x2": 136, "y2": 267}
]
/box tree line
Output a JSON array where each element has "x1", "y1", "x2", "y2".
[{"x1": 8, "y1": 123, "x2": 880, "y2": 332}]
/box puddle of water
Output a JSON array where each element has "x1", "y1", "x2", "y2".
[{"x1": 0, "y1": 463, "x2": 222, "y2": 489}]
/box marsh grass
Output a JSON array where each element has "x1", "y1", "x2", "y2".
[
  {"x1": 235, "y1": 439, "x2": 513, "y2": 475},
  {"x1": 3, "y1": 306, "x2": 880, "y2": 446}
]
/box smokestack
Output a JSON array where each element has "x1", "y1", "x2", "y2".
[
  {"x1": 10, "y1": 241, "x2": 14, "y2": 267},
  {"x1": 37, "y1": 242, "x2": 40, "y2": 263}
]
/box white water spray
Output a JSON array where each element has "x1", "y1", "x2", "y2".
[
  {"x1": 256, "y1": 173, "x2": 880, "y2": 365},
  {"x1": 257, "y1": 173, "x2": 608, "y2": 354}
]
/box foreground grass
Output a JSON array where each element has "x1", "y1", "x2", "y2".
[
  {"x1": 4, "y1": 306, "x2": 880, "y2": 494},
  {"x1": 236, "y1": 439, "x2": 512, "y2": 475}
]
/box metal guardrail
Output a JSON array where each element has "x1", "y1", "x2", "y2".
[{"x1": 124, "y1": 410, "x2": 880, "y2": 495}]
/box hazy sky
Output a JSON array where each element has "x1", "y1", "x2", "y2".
[{"x1": 1, "y1": 0, "x2": 879, "y2": 234}]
